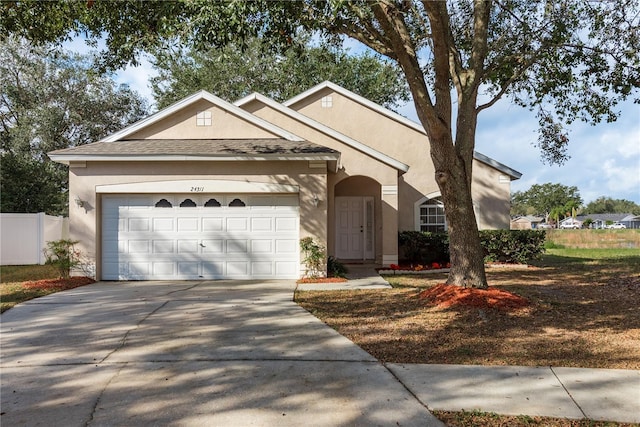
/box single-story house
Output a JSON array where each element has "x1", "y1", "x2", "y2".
[
  {"x1": 577, "y1": 213, "x2": 640, "y2": 229},
  {"x1": 49, "y1": 81, "x2": 522, "y2": 281},
  {"x1": 510, "y1": 215, "x2": 545, "y2": 230}
]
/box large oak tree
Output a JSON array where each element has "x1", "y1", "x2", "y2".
[{"x1": 3, "y1": 0, "x2": 638, "y2": 288}]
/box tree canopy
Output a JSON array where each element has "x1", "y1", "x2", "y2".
[
  {"x1": 583, "y1": 197, "x2": 640, "y2": 215},
  {"x1": 3, "y1": 0, "x2": 638, "y2": 288},
  {"x1": 151, "y1": 36, "x2": 409, "y2": 109},
  {"x1": 0, "y1": 36, "x2": 148, "y2": 215},
  {"x1": 511, "y1": 183, "x2": 582, "y2": 222}
]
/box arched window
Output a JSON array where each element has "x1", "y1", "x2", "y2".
[
  {"x1": 204, "y1": 198, "x2": 221, "y2": 207},
  {"x1": 155, "y1": 199, "x2": 172, "y2": 208},
  {"x1": 179, "y1": 198, "x2": 197, "y2": 207},
  {"x1": 417, "y1": 197, "x2": 446, "y2": 232},
  {"x1": 228, "y1": 198, "x2": 246, "y2": 207}
]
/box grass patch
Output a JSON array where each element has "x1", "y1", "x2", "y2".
[
  {"x1": 295, "y1": 249, "x2": 640, "y2": 369},
  {"x1": 1, "y1": 264, "x2": 60, "y2": 283},
  {"x1": 0, "y1": 265, "x2": 94, "y2": 313}
]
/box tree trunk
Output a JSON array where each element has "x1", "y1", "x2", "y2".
[{"x1": 431, "y1": 132, "x2": 488, "y2": 289}]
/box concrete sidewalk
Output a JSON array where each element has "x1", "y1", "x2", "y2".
[{"x1": 388, "y1": 364, "x2": 640, "y2": 424}]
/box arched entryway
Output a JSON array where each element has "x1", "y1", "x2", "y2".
[{"x1": 332, "y1": 176, "x2": 381, "y2": 261}]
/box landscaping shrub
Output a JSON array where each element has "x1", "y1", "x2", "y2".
[
  {"x1": 479, "y1": 230, "x2": 546, "y2": 264},
  {"x1": 43, "y1": 239, "x2": 81, "y2": 279},
  {"x1": 399, "y1": 230, "x2": 546, "y2": 265},
  {"x1": 398, "y1": 231, "x2": 450, "y2": 265},
  {"x1": 299, "y1": 237, "x2": 325, "y2": 278},
  {"x1": 327, "y1": 256, "x2": 347, "y2": 278}
]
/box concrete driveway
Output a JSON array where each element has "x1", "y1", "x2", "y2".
[{"x1": 1, "y1": 281, "x2": 442, "y2": 426}]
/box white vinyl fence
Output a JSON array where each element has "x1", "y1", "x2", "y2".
[{"x1": 1, "y1": 213, "x2": 69, "y2": 265}]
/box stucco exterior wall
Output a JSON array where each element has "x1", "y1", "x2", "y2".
[
  {"x1": 127, "y1": 100, "x2": 278, "y2": 140},
  {"x1": 287, "y1": 88, "x2": 513, "y2": 230},
  {"x1": 68, "y1": 160, "x2": 327, "y2": 279}
]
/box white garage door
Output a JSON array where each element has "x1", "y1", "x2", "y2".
[{"x1": 102, "y1": 194, "x2": 299, "y2": 280}]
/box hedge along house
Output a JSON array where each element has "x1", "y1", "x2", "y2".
[{"x1": 49, "y1": 82, "x2": 521, "y2": 281}]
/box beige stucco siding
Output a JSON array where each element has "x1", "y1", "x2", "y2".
[
  {"x1": 68, "y1": 160, "x2": 327, "y2": 279},
  {"x1": 241, "y1": 100, "x2": 401, "y2": 262},
  {"x1": 126, "y1": 100, "x2": 278, "y2": 140},
  {"x1": 288, "y1": 88, "x2": 513, "y2": 230}
]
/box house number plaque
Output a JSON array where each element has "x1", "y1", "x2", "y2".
[{"x1": 190, "y1": 187, "x2": 205, "y2": 192}]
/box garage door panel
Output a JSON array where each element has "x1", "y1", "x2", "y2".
[
  {"x1": 202, "y1": 239, "x2": 223, "y2": 253},
  {"x1": 202, "y1": 218, "x2": 223, "y2": 231},
  {"x1": 226, "y1": 240, "x2": 248, "y2": 253},
  {"x1": 251, "y1": 240, "x2": 273, "y2": 253},
  {"x1": 153, "y1": 262, "x2": 175, "y2": 276},
  {"x1": 178, "y1": 240, "x2": 199, "y2": 253},
  {"x1": 177, "y1": 217, "x2": 199, "y2": 232},
  {"x1": 102, "y1": 194, "x2": 299, "y2": 280},
  {"x1": 128, "y1": 240, "x2": 150, "y2": 253},
  {"x1": 153, "y1": 240, "x2": 175, "y2": 254},
  {"x1": 153, "y1": 217, "x2": 174, "y2": 231}
]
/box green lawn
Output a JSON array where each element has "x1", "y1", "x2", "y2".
[{"x1": 0, "y1": 264, "x2": 59, "y2": 283}]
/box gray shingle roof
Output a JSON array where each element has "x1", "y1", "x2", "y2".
[{"x1": 49, "y1": 139, "x2": 338, "y2": 156}]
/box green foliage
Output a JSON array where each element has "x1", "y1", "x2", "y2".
[
  {"x1": 0, "y1": 36, "x2": 148, "y2": 215},
  {"x1": 400, "y1": 230, "x2": 546, "y2": 265},
  {"x1": 327, "y1": 256, "x2": 347, "y2": 278},
  {"x1": 511, "y1": 183, "x2": 583, "y2": 220},
  {"x1": 151, "y1": 35, "x2": 409, "y2": 110},
  {"x1": 299, "y1": 237, "x2": 325, "y2": 279},
  {"x1": 398, "y1": 231, "x2": 450, "y2": 265},
  {"x1": 44, "y1": 239, "x2": 81, "y2": 279},
  {"x1": 583, "y1": 196, "x2": 640, "y2": 215},
  {"x1": 479, "y1": 230, "x2": 546, "y2": 264}
]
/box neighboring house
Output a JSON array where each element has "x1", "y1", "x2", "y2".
[
  {"x1": 510, "y1": 215, "x2": 545, "y2": 230},
  {"x1": 48, "y1": 81, "x2": 522, "y2": 281},
  {"x1": 578, "y1": 213, "x2": 640, "y2": 229}
]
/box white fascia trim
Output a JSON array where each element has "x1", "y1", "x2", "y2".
[
  {"x1": 48, "y1": 153, "x2": 340, "y2": 165},
  {"x1": 473, "y1": 151, "x2": 522, "y2": 180},
  {"x1": 235, "y1": 92, "x2": 409, "y2": 173},
  {"x1": 96, "y1": 179, "x2": 299, "y2": 194},
  {"x1": 101, "y1": 90, "x2": 305, "y2": 143},
  {"x1": 284, "y1": 81, "x2": 523, "y2": 179}
]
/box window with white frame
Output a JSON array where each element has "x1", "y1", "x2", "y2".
[
  {"x1": 321, "y1": 95, "x2": 333, "y2": 108},
  {"x1": 418, "y1": 197, "x2": 446, "y2": 232},
  {"x1": 196, "y1": 110, "x2": 212, "y2": 126}
]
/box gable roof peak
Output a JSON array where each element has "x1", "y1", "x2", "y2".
[{"x1": 101, "y1": 89, "x2": 304, "y2": 143}]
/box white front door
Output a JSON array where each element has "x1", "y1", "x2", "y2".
[{"x1": 335, "y1": 196, "x2": 374, "y2": 260}]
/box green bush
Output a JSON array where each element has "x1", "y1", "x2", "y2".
[
  {"x1": 399, "y1": 230, "x2": 546, "y2": 265},
  {"x1": 299, "y1": 237, "x2": 325, "y2": 278},
  {"x1": 44, "y1": 239, "x2": 81, "y2": 279},
  {"x1": 398, "y1": 231, "x2": 450, "y2": 265},
  {"x1": 479, "y1": 230, "x2": 546, "y2": 264},
  {"x1": 327, "y1": 256, "x2": 347, "y2": 278}
]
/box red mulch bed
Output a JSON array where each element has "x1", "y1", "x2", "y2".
[
  {"x1": 418, "y1": 283, "x2": 530, "y2": 312},
  {"x1": 22, "y1": 276, "x2": 96, "y2": 291},
  {"x1": 296, "y1": 277, "x2": 348, "y2": 284}
]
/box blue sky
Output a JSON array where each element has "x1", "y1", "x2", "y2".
[{"x1": 65, "y1": 38, "x2": 640, "y2": 205}]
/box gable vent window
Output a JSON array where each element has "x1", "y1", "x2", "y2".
[
  {"x1": 196, "y1": 110, "x2": 212, "y2": 126},
  {"x1": 179, "y1": 198, "x2": 197, "y2": 207},
  {"x1": 321, "y1": 95, "x2": 333, "y2": 108},
  {"x1": 228, "y1": 198, "x2": 246, "y2": 207},
  {"x1": 204, "y1": 198, "x2": 221, "y2": 207},
  {"x1": 155, "y1": 199, "x2": 172, "y2": 208}
]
